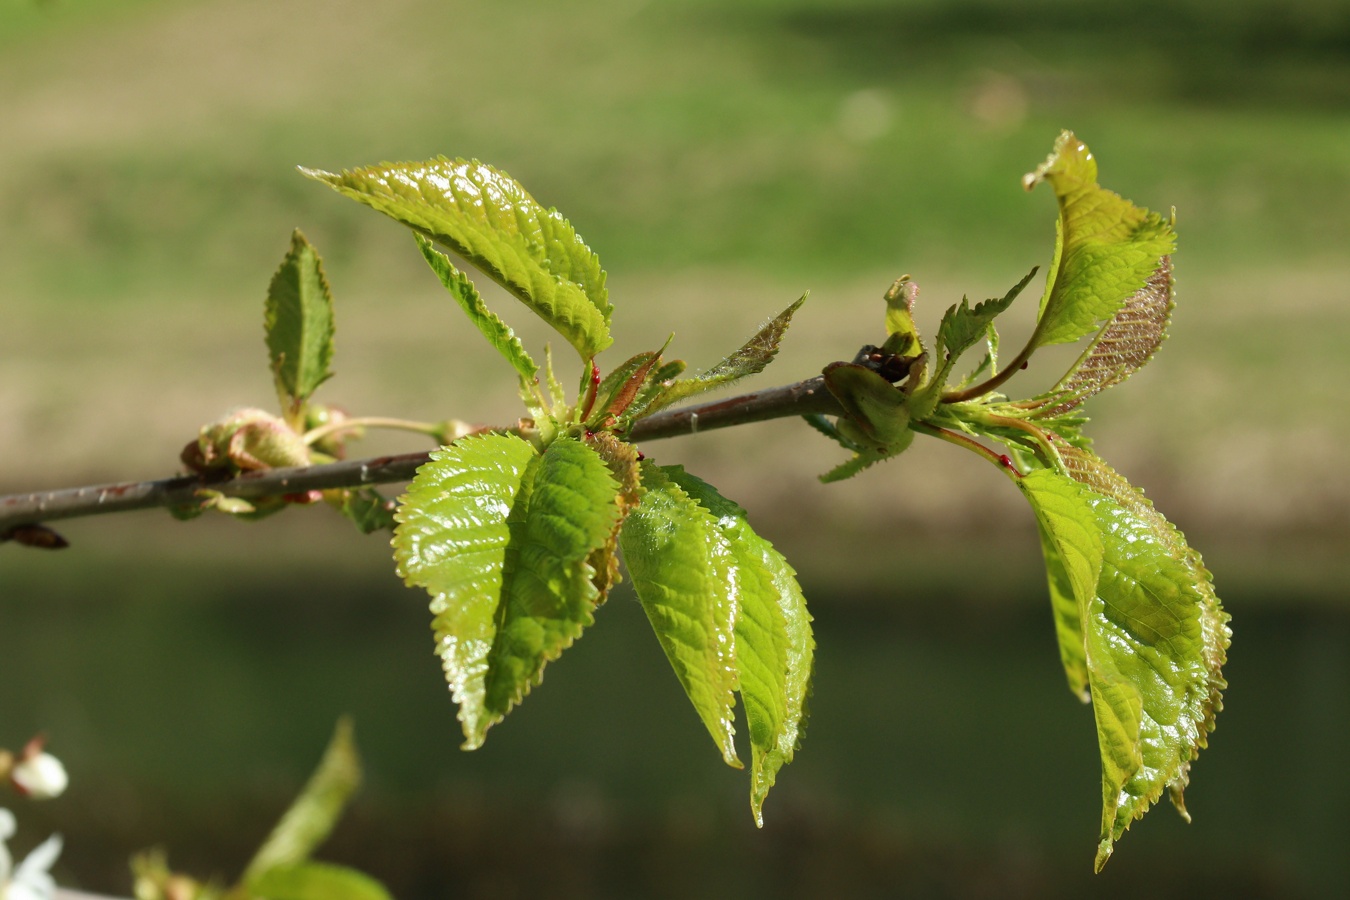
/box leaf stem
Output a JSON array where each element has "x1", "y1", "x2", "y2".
[
  {"x1": 910, "y1": 421, "x2": 1022, "y2": 480},
  {"x1": 940, "y1": 337, "x2": 1036, "y2": 404},
  {"x1": 982, "y1": 412, "x2": 1063, "y2": 470},
  {"x1": 302, "y1": 416, "x2": 467, "y2": 446}
]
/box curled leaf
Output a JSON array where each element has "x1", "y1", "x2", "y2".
[
  {"x1": 583, "y1": 431, "x2": 642, "y2": 598},
  {"x1": 1025, "y1": 132, "x2": 1175, "y2": 351}
]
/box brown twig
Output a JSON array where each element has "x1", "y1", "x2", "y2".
[{"x1": 0, "y1": 378, "x2": 843, "y2": 533}]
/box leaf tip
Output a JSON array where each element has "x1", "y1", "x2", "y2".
[
  {"x1": 297, "y1": 165, "x2": 338, "y2": 184},
  {"x1": 1023, "y1": 130, "x2": 1091, "y2": 192},
  {"x1": 1094, "y1": 836, "x2": 1113, "y2": 873}
]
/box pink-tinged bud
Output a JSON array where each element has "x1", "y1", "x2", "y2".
[{"x1": 9, "y1": 753, "x2": 67, "y2": 800}]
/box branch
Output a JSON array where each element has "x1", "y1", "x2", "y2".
[{"x1": 0, "y1": 377, "x2": 842, "y2": 532}]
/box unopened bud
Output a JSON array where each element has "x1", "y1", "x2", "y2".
[{"x1": 9, "y1": 753, "x2": 67, "y2": 800}]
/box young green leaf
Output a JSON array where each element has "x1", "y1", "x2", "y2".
[
  {"x1": 581, "y1": 431, "x2": 642, "y2": 601},
  {"x1": 935, "y1": 267, "x2": 1037, "y2": 365},
  {"x1": 1035, "y1": 521, "x2": 1090, "y2": 702},
  {"x1": 668, "y1": 468, "x2": 814, "y2": 825},
  {"x1": 617, "y1": 358, "x2": 688, "y2": 428},
  {"x1": 882, "y1": 275, "x2": 924, "y2": 358},
  {"x1": 1024, "y1": 132, "x2": 1176, "y2": 351},
  {"x1": 303, "y1": 159, "x2": 611, "y2": 359},
  {"x1": 243, "y1": 718, "x2": 361, "y2": 885},
  {"x1": 1018, "y1": 465, "x2": 1229, "y2": 871},
  {"x1": 817, "y1": 363, "x2": 916, "y2": 481},
  {"x1": 819, "y1": 444, "x2": 897, "y2": 484},
  {"x1": 589, "y1": 342, "x2": 671, "y2": 427},
  {"x1": 265, "y1": 230, "x2": 336, "y2": 418},
  {"x1": 1037, "y1": 256, "x2": 1175, "y2": 417},
  {"x1": 543, "y1": 345, "x2": 569, "y2": 411},
  {"x1": 954, "y1": 320, "x2": 999, "y2": 391},
  {"x1": 643, "y1": 294, "x2": 806, "y2": 413},
  {"x1": 394, "y1": 434, "x2": 621, "y2": 748},
  {"x1": 250, "y1": 863, "x2": 393, "y2": 900},
  {"x1": 822, "y1": 362, "x2": 911, "y2": 445},
  {"x1": 415, "y1": 234, "x2": 538, "y2": 382},
  {"x1": 619, "y1": 463, "x2": 742, "y2": 767},
  {"x1": 330, "y1": 488, "x2": 396, "y2": 535},
  {"x1": 801, "y1": 412, "x2": 864, "y2": 453},
  {"x1": 394, "y1": 433, "x2": 535, "y2": 747}
]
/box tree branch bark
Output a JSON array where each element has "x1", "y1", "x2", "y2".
[{"x1": 0, "y1": 377, "x2": 842, "y2": 533}]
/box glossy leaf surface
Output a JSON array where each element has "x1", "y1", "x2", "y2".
[
  {"x1": 415, "y1": 234, "x2": 538, "y2": 382},
  {"x1": 668, "y1": 468, "x2": 814, "y2": 824},
  {"x1": 619, "y1": 463, "x2": 741, "y2": 766},
  {"x1": 1036, "y1": 521, "x2": 1090, "y2": 701},
  {"x1": 264, "y1": 230, "x2": 335, "y2": 415},
  {"x1": 394, "y1": 434, "x2": 621, "y2": 748},
  {"x1": 305, "y1": 159, "x2": 611, "y2": 359},
  {"x1": 1018, "y1": 466, "x2": 1229, "y2": 871},
  {"x1": 1025, "y1": 132, "x2": 1175, "y2": 350}
]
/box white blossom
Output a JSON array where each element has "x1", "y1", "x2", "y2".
[{"x1": 0, "y1": 809, "x2": 62, "y2": 900}]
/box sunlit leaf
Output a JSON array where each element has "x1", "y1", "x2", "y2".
[
  {"x1": 1018, "y1": 464, "x2": 1229, "y2": 871},
  {"x1": 393, "y1": 433, "x2": 537, "y2": 746},
  {"x1": 644, "y1": 294, "x2": 805, "y2": 413},
  {"x1": 882, "y1": 275, "x2": 923, "y2": 358},
  {"x1": 1024, "y1": 132, "x2": 1175, "y2": 350},
  {"x1": 1037, "y1": 256, "x2": 1175, "y2": 417},
  {"x1": 265, "y1": 230, "x2": 336, "y2": 417},
  {"x1": 1035, "y1": 522, "x2": 1090, "y2": 702},
  {"x1": 415, "y1": 233, "x2": 538, "y2": 382},
  {"x1": 935, "y1": 267, "x2": 1037, "y2": 365},
  {"x1": 243, "y1": 718, "x2": 361, "y2": 884},
  {"x1": 304, "y1": 159, "x2": 611, "y2": 359},
  {"x1": 668, "y1": 468, "x2": 814, "y2": 825},
  {"x1": 394, "y1": 434, "x2": 621, "y2": 748},
  {"x1": 619, "y1": 462, "x2": 741, "y2": 766}
]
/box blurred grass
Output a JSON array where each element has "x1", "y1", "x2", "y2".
[
  {"x1": 0, "y1": 0, "x2": 1346, "y2": 621},
  {"x1": 3, "y1": 0, "x2": 1348, "y2": 577}
]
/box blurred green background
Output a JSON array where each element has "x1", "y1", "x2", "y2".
[{"x1": 2, "y1": 0, "x2": 1348, "y2": 896}]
